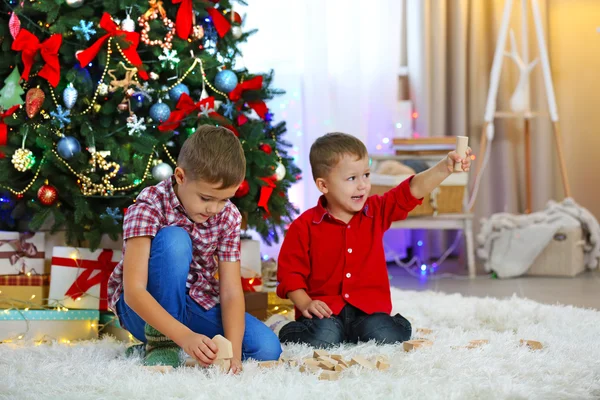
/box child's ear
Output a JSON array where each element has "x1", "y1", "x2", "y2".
[
  {"x1": 315, "y1": 177, "x2": 328, "y2": 194},
  {"x1": 174, "y1": 167, "x2": 185, "y2": 185}
]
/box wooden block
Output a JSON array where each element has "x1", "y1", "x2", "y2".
[
  {"x1": 258, "y1": 360, "x2": 280, "y2": 368},
  {"x1": 318, "y1": 370, "x2": 340, "y2": 381},
  {"x1": 313, "y1": 349, "x2": 329, "y2": 358},
  {"x1": 375, "y1": 355, "x2": 389, "y2": 363},
  {"x1": 317, "y1": 360, "x2": 335, "y2": 371},
  {"x1": 403, "y1": 339, "x2": 433, "y2": 352},
  {"x1": 416, "y1": 328, "x2": 433, "y2": 336},
  {"x1": 317, "y1": 356, "x2": 338, "y2": 365},
  {"x1": 330, "y1": 354, "x2": 344, "y2": 362},
  {"x1": 303, "y1": 358, "x2": 321, "y2": 367},
  {"x1": 334, "y1": 364, "x2": 346, "y2": 372},
  {"x1": 144, "y1": 365, "x2": 173, "y2": 373},
  {"x1": 466, "y1": 340, "x2": 489, "y2": 349},
  {"x1": 520, "y1": 339, "x2": 543, "y2": 350},
  {"x1": 349, "y1": 356, "x2": 375, "y2": 369},
  {"x1": 376, "y1": 360, "x2": 390, "y2": 371},
  {"x1": 212, "y1": 334, "x2": 233, "y2": 359},
  {"x1": 288, "y1": 360, "x2": 298, "y2": 367},
  {"x1": 454, "y1": 136, "x2": 468, "y2": 172},
  {"x1": 299, "y1": 364, "x2": 320, "y2": 373},
  {"x1": 184, "y1": 359, "x2": 199, "y2": 367},
  {"x1": 214, "y1": 359, "x2": 231, "y2": 372}
]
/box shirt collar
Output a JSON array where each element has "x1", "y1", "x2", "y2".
[{"x1": 312, "y1": 195, "x2": 373, "y2": 224}]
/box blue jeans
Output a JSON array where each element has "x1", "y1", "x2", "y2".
[
  {"x1": 279, "y1": 303, "x2": 411, "y2": 349},
  {"x1": 116, "y1": 226, "x2": 282, "y2": 361}
]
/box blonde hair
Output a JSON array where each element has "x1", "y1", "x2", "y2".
[
  {"x1": 309, "y1": 132, "x2": 368, "y2": 180},
  {"x1": 177, "y1": 125, "x2": 246, "y2": 188}
]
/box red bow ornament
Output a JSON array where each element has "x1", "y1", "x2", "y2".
[
  {"x1": 11, "y1": 29, "x2": 62, "y2": 87},
  {"x1": 158, "y1": 93, "x2": 217, "y2": 131},
  {"x1": 0, "y1": 105, "x2": 19, "y2": 159},
  {"x1": 77, "y1": 13, "x2": 148, "y2": 80},
  {"x1": 229, "y1": 76, "x2": 268, "y2": 120}
]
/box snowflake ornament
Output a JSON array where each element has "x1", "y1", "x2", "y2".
[
  {"x1": 101, "y1": 207, "x2": 123, "y2": 224},
  {"x1": 222, "y1": 101, "x2": 235, "y2": 119},
  {"x1": 132, "y1": 82, "x2": 155, "y2": 103},
  {"x1": 199, "y1": 103, "x2": 215, "y2": 118},
  {"x1": 158, "y1": 48, "x2": 180, "y2": 69},
  {"x1": 72, "y1": 20, "x2": 97, "y2": 41},
  {"x1": 126, "y1": 114, "x2": 147, "y2": 136},
  {"x1": 50, "y1": 106, "x2": 71, "y2": 128}
]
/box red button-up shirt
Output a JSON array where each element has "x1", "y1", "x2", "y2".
[{"x1": 276, "y1": 176, "x2": 422, "y2": 318}]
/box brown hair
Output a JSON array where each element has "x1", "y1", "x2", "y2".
[
  {"x1": 177, "y1": 125, "x2": 246, "y2": 188},
  {"x1": 309, "y1": 132, "x2": 368, "y2": 180}
]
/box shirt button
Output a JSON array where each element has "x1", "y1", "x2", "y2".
[
  {"x1": 348, "y1": 248, "x2": 352, "y2": 253},
  {"x1": 344, "y1": 293, "x2": 350, "y2": 299},
  {"x1": 346, "y1": 273, "x2": 351, "y2": 278},
  {"x1": 347, "y1": 225, "x2": 351, "y2": 229}
]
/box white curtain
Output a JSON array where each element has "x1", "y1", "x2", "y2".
[{"x1": 238, "y1": 0, "x2": 405, "y2": 257}]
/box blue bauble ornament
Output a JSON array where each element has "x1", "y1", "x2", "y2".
[
  {"x1": 57, "y1": 136, "x2": 81, "y2": 160},
  {"x1": 214, "y1": 70, "x2": 238, "y2": 93},
  {"x1": 169, "y1": 83, "x2": 190, "y2": 102},
  {"x1": 149, "y1": 102, "x2": 171, "y2": 122}
]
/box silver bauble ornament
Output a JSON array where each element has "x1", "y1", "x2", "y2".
[
  {"x1": 274, "y1": 162, "x2": 286, "y2": 181},
  {"x1": 66, "y1": 0, "x2": 84, "y2": 8},
  {"x1": 152, "y1": 162, "x2": 173, "y2": 181},
  {"x1": 149, "y1": 101, "x2": 171, "y2": 122},
  {"x1": 214, "y1": 70, "x2": 238, "y2": 93},
  {"x1": 63, "y1": 83, "x2": 78, "y2": 109},
  {"x1": 231, "y1": 26, "x2": 243, "y2": 39},
  {"x1": 121, "y1": 14, "x2": 135, "y2": 32}
]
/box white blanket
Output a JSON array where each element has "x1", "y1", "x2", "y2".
[{"x1": 476, "y1": 198, "x2": 600, "y2": 278}]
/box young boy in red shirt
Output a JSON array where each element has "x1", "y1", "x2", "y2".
[
  {"x1": 274, "y1": 132, "x2": 471, "y2": 347},
  {"x1": 107, "y1": 126, "x2": 281, "y2": 372}
]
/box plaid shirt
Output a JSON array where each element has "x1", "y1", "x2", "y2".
[{"x1": 106, "y1": 176, "x2": 242, "y2": 314}]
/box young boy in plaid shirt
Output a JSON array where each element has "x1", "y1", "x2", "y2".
[
  {"x1": 107, "y1": 125, "x2": 281, "y2": 373},
  {"x1": 271, "y1": 132, "x2": 471, "y2": 348}
]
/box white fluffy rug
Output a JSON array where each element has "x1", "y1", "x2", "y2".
[{"x1": 2, "y1": 288, "x2": 600, "y2": 400}]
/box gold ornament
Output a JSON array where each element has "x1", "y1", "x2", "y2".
[
  {"x1": 78, "y1": 152, "x2": 120, "y2": 196},
  {"x1": 93, "y1": 104, "x2": 102, "y2": 113},
  {"x1": 107, "y1": 62, "x2": 143, "y2": 93},
  {"x1": 12, "y1": 148, "x2": 36, "y2": 172}
]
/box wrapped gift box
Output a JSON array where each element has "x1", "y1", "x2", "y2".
[
  {"x1": 0, "y1": 309, "x2": 99, "y2": 342},
  {"x1": 267, "y1": 291, "x2": 295, "y2": 320},
  {"x1": 244, "y1": 291, "x2": 268, "y2": 321},
  {"x1": 0, "y1": 232, "x2": 46, "y2": 275},
  {"x1": 0, "y1": 274, "x2": 50, "y2": 309},
  {"x1": 49, "y1": 247, "x2": 121, "y2": 311},
  {"x1": 240, "y1": 239, "x2": 262, "y2": 278}
]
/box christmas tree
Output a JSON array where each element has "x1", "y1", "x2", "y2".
[{"x1": 0, "y1": 0, "x2": 300, "y2": 248}]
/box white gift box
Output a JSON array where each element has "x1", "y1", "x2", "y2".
[
  {"x1": 48, "y1": 246, "x2": 122, "y2": 311},
  {"x1": 0, "y1": 231, "x2": 46, "y2": 275},
  {"x1": 240, "y1": 239, "x2": 262, "y2": 278}
]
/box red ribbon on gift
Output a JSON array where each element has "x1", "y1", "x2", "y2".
[
  {"x1": 52, "y1": 249, "x2": 118, "y2": 311},
  {"x1": 158, "y1": 93, "x2": 217, "y2": 132},
  {"x1": 0, "y1": 232, "x2": 43, "y2": 274},
  {"x1": 11, "y1": 29, "x2": 62, "y2": 87},
  {"x1": 258, "y1": 177, "x2": 276, "y2": 216},
  {"x1": 229, "y1": 76, "x2": 268, "y2": 119},
  {"x1": 241, "y1": 276, "x2": 262, "y2": 292},
  {"x1": 77, "y1": 13, "x2": 148, "y2": 80},
  {"x1": 0, "y1": 105, "x2": 19, "y2": 159},
  {"x1": 206, "y1": 7, "x2": 231, "y2": 38}
]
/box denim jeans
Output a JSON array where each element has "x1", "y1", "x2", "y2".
[
  {"x1": 279, "y1": 303, "x2": 412, "y2": 349},
  {"x1": 116, "y1": 226, "x2": 282, "y2": 361}
]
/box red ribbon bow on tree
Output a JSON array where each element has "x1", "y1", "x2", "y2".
[
  {"x1": 11, "y1": 29, "x2": 62, "y2": 87},
  {"x1": 76, "y1": 13, "x2": 148, "y2": 80},
  {"x1": 158, "y1": 93, "x2": 217, "y2": 131},
  {"x1": 0, "y1": 105, "x2": 19, "y2": 159},
  {"x1": 172, "y1": 1, "x2": 231, "y2": 39},
  {"x1": 52, "y1": 249, "x2": 118, "y2": 311},
  {"x1": 229, "y1": 76, "x2": 268, "y2": 120}
]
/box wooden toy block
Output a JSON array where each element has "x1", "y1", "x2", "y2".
[
  {"x1": 466, "y1": 340, "x2": 489, "y2": 349},
  {"x1": 313, "y1": 349, "x2": 329, "y2": 358},
  {"x1": 520, "y1": 339, "x2": 543, "y2": 350},
  {"x1": 144, "y1": 365, "x2": 173, "y2": 373},
  {"x1": 317, "y1": 360, "x2": 336, "y2": 371},
  {"x1": 454, "y1": 136, "x2": 468, "y2": 172},
  {"x1": 376, "y1": 360, "x2": 390, "y2": 371},
  {"x1": 349, "y1": 356, "x2": 374, "y2": 369},
  {"x1": 214, "y1": 359, "x2": 231, "y2": 372},
  {"x1": 330, "y1": 354, "x2": 344, "y2": 362},
  {"x1": 336, "y1": 358, "x2": 350, "y2": 368},
  {"x1": 317, "y1": 356, "x2": 338, "y2": 365},
  {"x1": 375, "y1": 355, "x2": 389, "y2": 363},
  {"x1": 416, "y1": 328, "x2": 433, "y2": 336},
  {"x1": 184, "y1": 359, "x2": 198, "y2": 367},
  {"x1": 300, "y1": 364, "x2": 320, "y2": 373},
  {"x1": 258, "y1": 361, "x2": 280, "y2": 368},
  {"x1": 403, "y1": 339, "x2": 433, "y2": 352},
  {"x1": 318, "y1": 370, "x2": 340, "y2": 381},
  {"x1": 288, "y1": 360, "x2": 298, "y2": 367},
  {"x1": 334, "y1": 364, "x2": 346, "y2": 372},
  {"x1": 211, "y1": 334, "x2": 233, "y2": 359},
  {"x1": 303, "y1": 358, "x2": 321, "y2": 367}
]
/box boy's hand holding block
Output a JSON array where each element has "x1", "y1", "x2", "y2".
[
  {"x1": 212, "y1": 334, "x2": 233, "y2": 359},
  {"x1": 454, "y1": 136, "x2": 469, "y2": 172}
]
